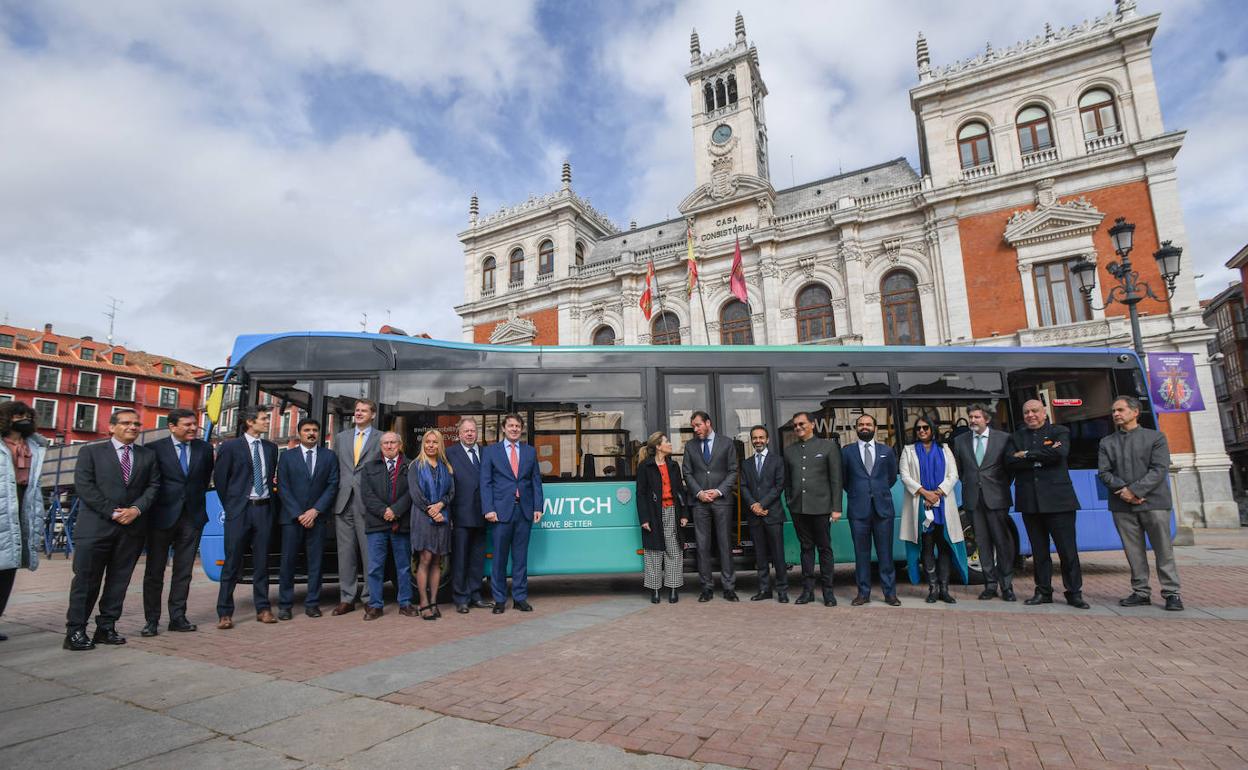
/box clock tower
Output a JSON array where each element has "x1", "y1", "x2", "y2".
[{"x1": 686, "y1": 12, "x2": 770, "y2": 199}]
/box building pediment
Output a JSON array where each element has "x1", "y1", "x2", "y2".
[
  {"x1": 488, "y1": 303, "x2": 538, "y2": 345},
  {"x1": 1003, "y1": 197, "x2": 1105, "y2": 247},
  {"x1": 678, "y1": 174, "x2": 774, "y2": 215}
]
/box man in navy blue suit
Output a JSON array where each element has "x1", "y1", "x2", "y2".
[
  {"x1": 276, "y1": 418, "x2": 339, "y2": 620},
  {"x1": 479, "y1": 413, "x2": 544, "y2": 613},
  {"x1": 142, "y1": 409, "x2": 214, "y2": 637},
  {"x1": 446, "y1": 417, "x2": 493, "y2": 613},
  {"x1": 841, "y1": 413, "x2": 901, "y2": 606},
  {"x1": 213, "y1": 406, "x2": 279, "y2": 629}
]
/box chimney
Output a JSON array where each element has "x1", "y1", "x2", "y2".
[
  {"x1": 44, "y1": 323, "x2": 53, "y2": 334},
  {"x1": 81, "y1": 335, "x2": 93, "y2": 342}
]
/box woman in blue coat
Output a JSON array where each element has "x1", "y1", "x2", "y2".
[{"x1": 0, "y1": 401, "x2": 48, "y2": 641}]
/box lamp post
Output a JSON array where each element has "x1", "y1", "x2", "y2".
[{"x1": 1070, "y1": 216, "x2": 1183, "y2": 362}]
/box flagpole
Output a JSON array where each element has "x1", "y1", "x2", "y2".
[{"x1": 697, "y1": 280, "x2": 711, "y2": 344}]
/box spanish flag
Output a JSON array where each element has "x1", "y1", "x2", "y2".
[
  {"x1": 685, "y1": 224, "x2": 698, "y2": 298},
  {"x1": 639, "y1": 259, "x2": 656, "y2": 320}
]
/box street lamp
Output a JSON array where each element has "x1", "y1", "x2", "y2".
[{"x1": 1071, "y1": 216, "x2": 1183, "y2": 361}]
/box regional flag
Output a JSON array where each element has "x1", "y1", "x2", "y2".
[
  {"x1": 685, "y1": 224, "x2": 698, "y2": 298},
  {"x1": 639, "y1": 259, "x2": 656, "y2": 320},
  {"x1": 205, "y1": 382, "x2": 225, "y2": 424},
  {"x1": 730, "y1": 235, "x2": 748, "y2": 304}
]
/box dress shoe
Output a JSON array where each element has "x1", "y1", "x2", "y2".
[
  {"x1": 304, "y1": 606, "x2": 322, "y2": 618},
  {"x1": 697, "y1": 590, "x2": 713, "y2": 603},
  {"x1": 468, "y1": 599, "x2": 495, "y2": 609},
  {"x1": 363, "y1": 606, "x2": 383, "y2": 620},
  {"x1": 456, "y1": 604, "x2": 470, "y2": 614},
  {"x1": 794, "y1": 591, "x2": 815, "y2": 605},
  {"x1": 938, "y1": 584, "x2": 956, "y2": 604},
  {"x1": 884, "y1": 595, "x2": 901, "y2": 607},
  {"x1": 277, "y1": 608, "x2": 293, "y2": 621},
  {"x1": 1002, "y1": 589, "x2": 1017, "y2": 602},
  {"x1": 823, "y1": 595, "x2": 837, "y2": 607},
  {"x1": 168, "y1": 618, "x2": 197, "y2": 632},
  {"x1": 492, "y1": 604, "x2": 505, "y2": 614},
  {"x1": 978, "y1": 588, "x2": 998, "y2": 601},
  {"x1": 750, "y1": 591, "x2": 773, "y2": 602},
  {"x1": 668, "y1": 588, "x2": 679, "y2": 604},
  {"x1": 1119, "y1": 594, "x2": 1151, "y2": 607},
  {"x1": 256, "y1": 609, "x2": 277, "y2": 624},
  {"x1": 651, "y1": 590, "x2": 661, "y2": 604},
  {"x1": 217, "y1": 616, "x2": 234, "y2": 630},
  {"x1": 1165, "y1": 595, "x2": 1184, "y2": 612},
  {"x1": 63, "y1": 630, "x2": 95, "y2": 651},
  {"x1": 399, "y1": 604, "x2": 419, "y2": 617},
  {"x1": 723, "y1": 590, "x2": 740, "y2": 602},
  {"x1": 141, "y1": 621, "x2": 159, "y2": 637},
  {"x1": 514, "y1": 600, "x2": 533, "y2": 612},
  {"x1": 0, "y1": 632, "x2": 7, "y2": 641},
  {"x1": 1065, "y1": 593, "x2": 1090, "y2": 610},
  {"x1": 851, "y1": 595, "x2": 870, "y2": 606},
  {"x1": 776, "y1": 592, "x2": 789, "y2": 604},
  {"x1": 93, "y1": 627, "x2": 126, "y2": 645},
  {"x1": 926, "y1": 585, "x2": 938, "y2": 604},
  {"x1": 331, "y1": 602, "x2": 356, "y2": 616},
  {"x1": 1024, "y1": 592, "x2": 1053, "y2": 606}
]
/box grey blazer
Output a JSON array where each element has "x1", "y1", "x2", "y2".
[
  {"x1": 682, "y1": 433, "x2": 738, "y2": 510},
  {"x1": 952, "y1": 428, "x2": 1012, "y2": 512},
  {"x1": 333, "y1": 426, "x2": 382, "y2": 514}
]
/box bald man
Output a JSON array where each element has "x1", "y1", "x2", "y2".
[{"x1": 1005, "y1": 399, "x2": 1087, "y2": 609}]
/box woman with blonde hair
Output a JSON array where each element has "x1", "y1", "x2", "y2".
[
  {"x1": 634, "y1": 431, "x2": 688, "y2": 603},
  {"x1": 408, "y1": 429, "x2": 454, "y2": 619}
]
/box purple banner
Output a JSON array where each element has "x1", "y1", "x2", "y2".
[{"x1": 1147, "y1": 352, "x2": 1205, "y2": 413}]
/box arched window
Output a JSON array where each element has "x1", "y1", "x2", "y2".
[
  {"x1": 651, "y1": 312, "x2": 681, "y2": 346},
  {"x1": 509, "y1": 248, "x2": 524, "y2": 285},
  {"x1": 881, "y1": 270, "x2": 924, "y2": 346},
  {"x1": 795, "y1": 283, "x2": 835, "y2": 342},
  {"x1": 481, "y1": 256, "x2": 496, "y2": 293},
  {"x1": 574, "y1": 241, "x2": 585, "y2": 267},
  {"x1": 727, "y1": 73, "x2": 738, "y2": 104},
  {"x1": 592, "y1": 326, "x2": 616, "y2": 346},
  {"x1": 703, "y1": 83, "x2": 715, "y2": 113},
  {"x1": 715, "y1": 78, "x2": 726, "y2": 109},
  {"x1": 1079, "y1": 88, "x2": 1119, "y2": 139},
  {"x1": 719, "y1": 300, "x2": 754, "y2": 345},
  {"x1": 538, "y1": 239, "x2": 554, "y2": 275},
  {"x1": 957, "y1": 122, "x2": 992, "y2": 169},
  {"x1": 1016, "y1": 105, "x2": 1054, "y2": 155}
]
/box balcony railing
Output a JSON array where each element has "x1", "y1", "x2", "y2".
[
  {"x1": 0, "y1": 372, "x2": 187, "y2": 406},
  {"x1": 536, "y1": 271, "x2": 554, "y2": 284},
  {"x1": 73, "y1": 419, "x2": 96, "y2": 431},
  {"x1": 480, "y1": 284, "x2": 495, "y2": 298},
  {"x1": 1020, "y1": 147, "x2": 1059, "y2": 169},
  {"x1": 1214, "y1": 382, "x2": 1230, "y2": 401},
  {"x1": 508, "y1": 278, "x2": 524, "y2": 290},
  {"x1": 959, "y1": 161, "x2": 997, "y2": 182},
  {"x1": 1085, "y1": 131, "x2": 1125, "y2": 153}
]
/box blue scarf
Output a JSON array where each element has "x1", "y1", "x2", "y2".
[
  {"x1": 916, "y1": 442, "x2": 945, "y2": 526},
  {"x1": 417, "y1": 461, "x2": 451, "y2": 523}
]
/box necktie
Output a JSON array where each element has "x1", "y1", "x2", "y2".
[
  {"x1": 975, "y1": 434, "x2": 985, "y2": 465},
  {"x1": 306, "y1": 449, "x2": 315, "y2": 475},
  {"x1": 177, "y1": 442, "x2": 189, "y2": 475},
  {"x1": 120, "y1": 445, "x2": 132, "y2": 484},
  {"x1": 388, "y1": 459, "x2": 397, "y2": 497},
  {"x1": 468, "y1": 446, "x2": 478, "y2": 466},
  {"x1": 353, "y1": 430, "x2": 364, "y2": 465},
  {"x1": 863, "y1": 443, "x2": 875, "y2": 474},
  {"x1": 755, "y1": 453, "x2": 763, "y2": 476},
  {"x1": 702, "y1": 438, "x2": 711, "y2": 464},
  {"x1": 251, "y1": 440, "x2": 264, "y2": 496},
  {"x1": 509, "y1": 443, "x2": 520, "y2": 499}
]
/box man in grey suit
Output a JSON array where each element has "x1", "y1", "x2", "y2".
[
  {"x1": 682, "y1": 411, "x2": 739, "y2": 602},
  {"x1": 782, "y1": 411, "x2": 842, "y2": 606},
  {"x1": 332, "y1": 398, "x2": 382, "y2": 615},
  {"x1": 952, "y1": 404, "x2": 1016, "y2": 601}
]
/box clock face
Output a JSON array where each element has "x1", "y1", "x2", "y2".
[{"x1": 711, "y1": 124, "x2": 733, "y2": 145}]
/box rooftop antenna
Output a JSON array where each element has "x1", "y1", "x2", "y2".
[
  {"x1": 385, "y1": 308, "x2": 392, "y2": 323},
  {"x1": 360, "y1": 312, "x2": 368, "y2": 332},
  {"x1": 104, "y1": 297, "x2": 123, "y2": 344},
  {"x1": 789, "y1": 154, "x2": 795, "y2": 187}
]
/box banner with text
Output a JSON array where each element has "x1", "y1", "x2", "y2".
[{"x1": 1146, "y1": 352, "x2": 1205, "y2": 413}]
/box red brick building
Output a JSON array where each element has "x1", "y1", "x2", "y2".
[{"x1": 0, "y1": 323, "x2": 206, "y2": 444}]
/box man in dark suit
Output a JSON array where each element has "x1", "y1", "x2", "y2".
[
  {"x1": 682, "y1": 411, "x2": 740, "y2": 602},
  {"x1": 276, "y1": 418, "x2": 339, "y2": 620},
  {"x1": 141, "y1": 408, "x2": 214, "y2": 637},
  {"x1": 64, "y1": 408, "x2": 161, "y2": 650},
  {"x1": 783, "y1": 411, "x2": 842, "y2": 606},
  {"x1": 213, "y1": 405, "x2": 280, "y2": 629},
  {"x1": 332, "y1": 399, "x2": 382, "y2": 615},
  {"x1": 742, "y1": 425, "x2": 787, "y2": 603},
  {"x1": 841, "y1": 413, "x2": 901, "y2": 606},
  {"x1": 952, "y1": 404, "x2": 1016, "y2": 602},
  {"x1": 446, "y1": 417, "x2": 493, "y2": 613},
  {"x1": 1006, "y1": 399, "x2": 1088, "y2": 609},
  {"x1": 480, "y1": 413, "x2": 544, "y2": 613}
]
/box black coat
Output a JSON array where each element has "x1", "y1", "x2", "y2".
[
  {"x1": 741, "y1": 449, "x2": 786, "y2": 524},
  {"x1": 1005, "y1": 423, "x2": 1080, "y2": 513},
  {"x1": 360, "y1": 455, "x2": 413, "y2": 533},
  {"x1": 635, "y1": 456, "x2": 688, "y2": 552},
  {"x1": 147, "y1": 437, "x2": 214, "y2": 530},
  {"x1": 73, "y1": 441, "x2": 161, "y2": 538}
]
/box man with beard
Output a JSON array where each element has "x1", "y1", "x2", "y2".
[{"x1": 841, "y1": 414, "x2": 900, "y2": 606}]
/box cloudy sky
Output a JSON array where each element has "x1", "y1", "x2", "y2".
[{"x1": 1, "y1": 0, "x2": 1243, "y2": 366}]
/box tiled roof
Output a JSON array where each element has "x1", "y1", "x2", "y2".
[{"x1": 0, "y1": 323, "x2": 207, "y2": 383}]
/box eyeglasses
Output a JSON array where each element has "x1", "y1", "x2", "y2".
[{"x1": 916, "y1": 425, "x2": 932, "y2": 432}]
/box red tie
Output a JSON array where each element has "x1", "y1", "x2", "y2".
[
  {"x1": 509, "y1": 443, "x2": 520, "y2": 498},
  {"x1": 388, "y1": 459, "x2": 398, "y2": 497}
]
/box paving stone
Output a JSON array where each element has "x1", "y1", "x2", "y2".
[
  {"x1": 338, "y1": 715, "x2": 552, "y2": 770},
  {"x1": 0, "y1": 708, "x2": 212, "y2": 769},
  {"x1": 107, "y1": 658, "x2": 271, "y2": 710},
  {"x1": 168, "y1": 680, "x2": 351, "y2": 735},
  {"x1": 0, "y1": 694, "x2": 132, "y2": 748},
  {"x1": 124, "y1": 736, "x2": 306, "y2": 770},
  {"x1": 524, "y1": 738, "x2": 704, "y2": 769},
  {"x1": 0, "y1": 675, "x2": 77, "y2": 713},
  {"x1": 237, "y1": 696, "x2": 438, "y2": 763}
]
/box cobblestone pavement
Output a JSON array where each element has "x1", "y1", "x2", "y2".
[{"x1": 2, "y1": 530, "x2": 1247, "y2": 769}]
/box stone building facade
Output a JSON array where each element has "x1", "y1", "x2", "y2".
[{"x1": 456, "y1": 2, "x2": 1235, "y2": 527}]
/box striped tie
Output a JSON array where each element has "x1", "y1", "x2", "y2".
[
  {"x1": 120, "y1": 445, "x2": 132, "y2": 484},
  {"x1": 251, "y1": 440, "x2": 264, "y2": 496}
]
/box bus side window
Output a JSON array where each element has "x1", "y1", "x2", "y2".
[{"x1": 1007, "y1": 368, "x2": 1114, "y2": 469}]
